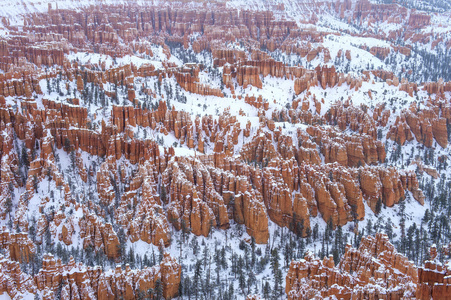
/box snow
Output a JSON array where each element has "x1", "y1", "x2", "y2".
[
  {"x1": 1, "y1": 0, "x2": 451, "y2": 298},
  {"x1": 65, "y1": 46, "x2": 182, "y2": 70},
  {"x1": 0, "y1": 292, "x2": 34, "y2": 300},
  {"x1": 322, "y1": 35, "x2": 386, "y2": 70},
  {"x1": 316, "y1": 14, "x2": 360, "y2": 34}
]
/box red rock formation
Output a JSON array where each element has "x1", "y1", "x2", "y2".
[
  {"x1": 163, "y1": 157, "x2": 221, "y2": 237},
  {"x1": 240, "y1": 131, "x2": 279, "y2": 163},
  {"x1": 370, "y1": 46, "x2": 390, "y2": 59},
  {"x1": 358, "y1": 166, "x2": 404, "y2": 209},
  {"x1": 398, "y1": 78, "x2": 418, "y2": 97},
  {"x1": 306, "y1": 125, "x2": 385, "y2": 167},
  {"x1": 0, "y1": 230, "x2": 35, "y2": 263},
  {"x1": 389, "y1": 102, "x2": 448, "y2": 148},
  {"x1": 316, "y1": 65, "x2": 337, "y2": 89},
  {"x1": 173, "y1": 64, "x2": 224, "y2": 97},
  {"x1": 213, "y1": 49, "x2": 247, "y2": 66},
  {"x1": 0, "y1": 72, "x2": 42, "y2": 97},
  {"x1": 387, "y1": 115, "x2": 414, "y2": 145},
  {"x1": 345, "y1": 49, "x2": 351, "y2": 60},
  {"x1": 244, "y1": 95, "x2": 269, "y2": 110},
  {"x1": 327, "y1": 101, "x2": 378, "y2": 139},
  {"x1": 424, "y1": 80, "x2": 451, "y2": 95},
  {"x1": 0, "y1": 255, "x2": 36, "y2": 298},
  {"x1": 396, "y1": 46, "x2": 411, "y2": 56},
  {"x1": 236, "y1": 65, "x2": 263, "y2": 89},
  {"x1": 408, "y1": 13, "x2": 431, "y2": 28},
  {"x1": 76, "y1": 74, "x2": 84, "y2": 92},
  {"x1": 417, "y1": 257, "x2": 451, "y2": 299},
  {"x1": 286, "y1": 234, "x2": 418, "y2": 299},
  {"x1": 294, "y1": 73, "x2": 317, "y2": 94},
  {"x1": 411, "y1": 159, "x2": 440, "y2": 179},
  {"x1": 160, "y1": 154, "x2": 272, "y2": 243},
  {"x1": 263, "y1": 158, "x2": 311, "y2": 236},
  {"x1": 0, "y1": 5, "x2": 442, "y2": 300},
  {"x1": 214, "y1": 155, "x2": 271, "y2": 242},
  {"x1": 29, "y1": 252, "x2": 180, "y2": 300},
  {"x1": 79, "y1": 213, "x2": 121, "y2": 259},
  {"x1": 117, "y1": 160, "x2": 172, "y2": 247}
]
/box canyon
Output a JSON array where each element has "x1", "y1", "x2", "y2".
[{"x1": 0, "y1": 0, "x2": 450, "y2": 298}]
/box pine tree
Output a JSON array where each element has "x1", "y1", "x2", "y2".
[
  {"x1": 270, "y1": 248, "x2": 281, "y2": 296},
  {"x1": 160, "y1": 185, "x2": 167, "y2": 203},
  {"x1": 263, "y1": 281, "x2": 271, "y2": 299},
  {"x1": 251, "y1": 237, "x2": 256, "y2": 268},
  {"x1": 5, "y1": 197, "x2": 12, "y2": 227},
  {"x1": 375, "y1": 197, "x2": 382, "y2": 215},
  {"x1": 21, "y1": 146, "x2": 29, "y2": 170},
  {"x1": 239, "y1": 272, "x2": 246, "y2": 295},
  {"x1": 366, "y1": 219, "x2": 373, "y2": 236},
  {"x1": 46, "y1": 78, "x2": 52, "y2": 93},
  {"x1": 183, "y1": 276, "x2": 191, "y2": 298},
  {"x1": 333, "y1": 226, "x2": 343, "y2": 265},
  {"x1": 385, "y1": 218, "x2": 394, "y2": 240},
  {"x1": 128, "y1": 248, "x2": 135, "y2": 269},
  {"x1": 193, "y1": 260, "x2": 202, "y2": 300},
  {"x1": 318, "y1": 233, "x2": 324, "y2": 257},
  {"x1": 155, "y1": 278, "x2": 163, "y2": 299},
  {"x1": 228, "y1": 283, "x2": 234, "y2": 300},
  {"x1": 283, "y1": 242, "x2": 291, "y2": 267},
  {"x1": 274, "y1": 268, "x2": 283, "y2": 297},
  {"x1": 313, "y1": 223, "x2": 319, "y2": 241}
]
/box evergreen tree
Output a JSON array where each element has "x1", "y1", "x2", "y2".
[
  {"x1": 193, "y1": 260, "x2": 203, "y2": 299},
  {"x1": 270, "y1": 248, "x2": 281, "y2": 296},
  {"x1": 155, "y1": 278, "x2": 163, "y2": 300}
]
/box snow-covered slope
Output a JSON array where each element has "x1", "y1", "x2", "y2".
[{"x1": 0, "y1": 0, "x2": 451, "y2": 299}]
